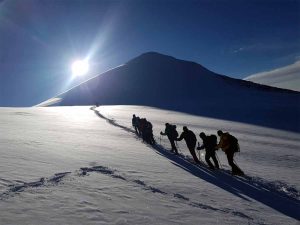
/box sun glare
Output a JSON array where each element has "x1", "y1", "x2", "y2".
[{"x1": 71, "y1": 60, "x2": 89, "y2": 77}]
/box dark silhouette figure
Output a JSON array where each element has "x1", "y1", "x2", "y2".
[
  {"x1": 135, "y1": 116, "x2": 141, "y2": 135},
  {"x1": 217, "y1": 130, "x2": 244, "y2": 175},
  {"x1": 177, "y1": 126, "x2": 199, "y2": 163},
  {"x1": 131, "y1": 114, "x2": 154, "y2": 144},
  {"x1": 132, "y1": 114, "x2": 139, "y2": 134},
  {"x1": 198, "y1": 132, "x2": 219, "y2": 170},
  {"x1": 144, "y1": 121, "x2": 155, "y2": 145},
  {"x1": 160, "y1": 123, "x2": 178, "y2": 154},
  {"x1": 139, "y1": 118, "x2": 147, "y2": 140}
]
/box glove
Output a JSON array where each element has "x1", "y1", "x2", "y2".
[{"x1": 160, "y1": 131, "x2": 163, "y2": 135}]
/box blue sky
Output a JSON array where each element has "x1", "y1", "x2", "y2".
[{"x1": 0, "y1": 0, "x2": 299, "y2": 106}]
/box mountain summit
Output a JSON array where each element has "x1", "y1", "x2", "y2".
[{"x1": 38, "y1": 52, "x2": 299, "y2": 132}]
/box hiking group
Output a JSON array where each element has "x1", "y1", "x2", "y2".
[
  {"x1": 132, "y1": 114, "x2": 155, "y2": 145},
  {"x1": 132, "y1": 114, "x2": 244, "y2": 176}
]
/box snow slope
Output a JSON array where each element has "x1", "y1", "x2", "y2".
[
  {"x1": 244, "y1": 60, "x2": 300, "y2": 92},
  {"x1": 38, "y1": 52, "x2": 300, "y2": 133},
  {"x1": 0, "y1": 106, "x2": 299, "y2": 225}
]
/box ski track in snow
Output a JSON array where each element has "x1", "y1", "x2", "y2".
[
  {"x1": 0, "y1": 164, "x2": 255, "y2": 222},
  {"x1": 0, "y1": 172, "x2": 71, "y2": 198},
  {"x1": 79, "y1": 165, "x2": 255, "y2": 221},
  {"x1": 90, "y1": 106, "x2": 300, "y2": 222},
  {"x1": 1, "y1": 106, "x2": 298, "y2": 225},
  {"x1": 91, "y1": 106, "x2": 300, "y2": 202}
]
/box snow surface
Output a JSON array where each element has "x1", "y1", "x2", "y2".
[
  {"x1": 245, "y1": 60, "x2": 300, "y2": 92},
  {"x1": 0, "y1": 105, "x2": 299, "y2": 225}
]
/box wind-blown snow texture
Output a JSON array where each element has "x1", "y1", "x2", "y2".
[
  {"x1": 38, "y1": 52, "x2": 300, "y2": 132},
  {"x1": 0, "y1": 106, "x2": 299, "y2": 225},
  {"x1": 244, "y1": 60, "x2": 300, "y2": 92}
]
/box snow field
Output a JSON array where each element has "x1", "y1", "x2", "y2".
[{"x1": 0, "y1": 106, "x2": 299, "y2": 225}]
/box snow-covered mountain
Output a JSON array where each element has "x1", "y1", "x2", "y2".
[
  {"x1": 244, "y1": 60, "x2": 300, "y2": 92},
  {"x1": 39, "y1": 52, "x2": 300, "y2": 132}
]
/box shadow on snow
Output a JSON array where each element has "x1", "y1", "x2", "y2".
[{"x1": 91, "y1": 106, "x2": 300, "y2": 221}]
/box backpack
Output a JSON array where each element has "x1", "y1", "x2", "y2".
[
  {"x1": 207, "y1": 135, "x2": 217, "y2": 149},
  {"x1": 170, "y1": 125, "x2": 178, "y2": 139},
  {"x1": 227, "y1": 133, "x2": 240, "y2": 152}
]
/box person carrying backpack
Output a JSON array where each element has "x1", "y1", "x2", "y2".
[
  {"x1": 161, "y1": 123, "x2": 178, "y2": 154},
  {"x1": 139, "y1": 118, "x2": 147, "y2": 140},
  {"x1": 197, "y1": 132, "x2": 219, "y2": 170},
  {"x1": 176, "y1": 126, "x2": 200, "y2": 163},
  {"x1": 145, "y1": 121, "x2": 155, "y2": 145},
  {"x1": 216, "y1": 130, "x2": 244, "y2": 175}
]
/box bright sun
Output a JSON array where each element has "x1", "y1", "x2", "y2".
[{"x1": 71, "y1": 60, "x2": 89, "y2": 77}]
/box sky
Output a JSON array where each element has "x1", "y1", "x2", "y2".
[{"x1": 0, "y1": 0, "x2": 299, "y2": 107}]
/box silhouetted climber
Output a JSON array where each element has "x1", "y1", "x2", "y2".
[
  {"x1": 197, "y1": 132, "x2": 219, "y2": 170},
  {"x1": 216, "y1": 130, "x2": 244, "y2": 175},
  {"x1": 176, "y1": 126, "x2": 199, "y2": 163},
  {"x1": 136, "y1": 116, "x2": 141, "y2": 135},
  {"x1": 139, "y1": 118, "x2": 147, "y2": 140},
  {"x1": 144, "y1": 121, "x2": 155, "y2": 145},
  {"x1": 160, "y1": 123, "x2": 178, "y2": 154},
  {"x1": 132, "y1": 114, "x2": 139, "y2": 134}
]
